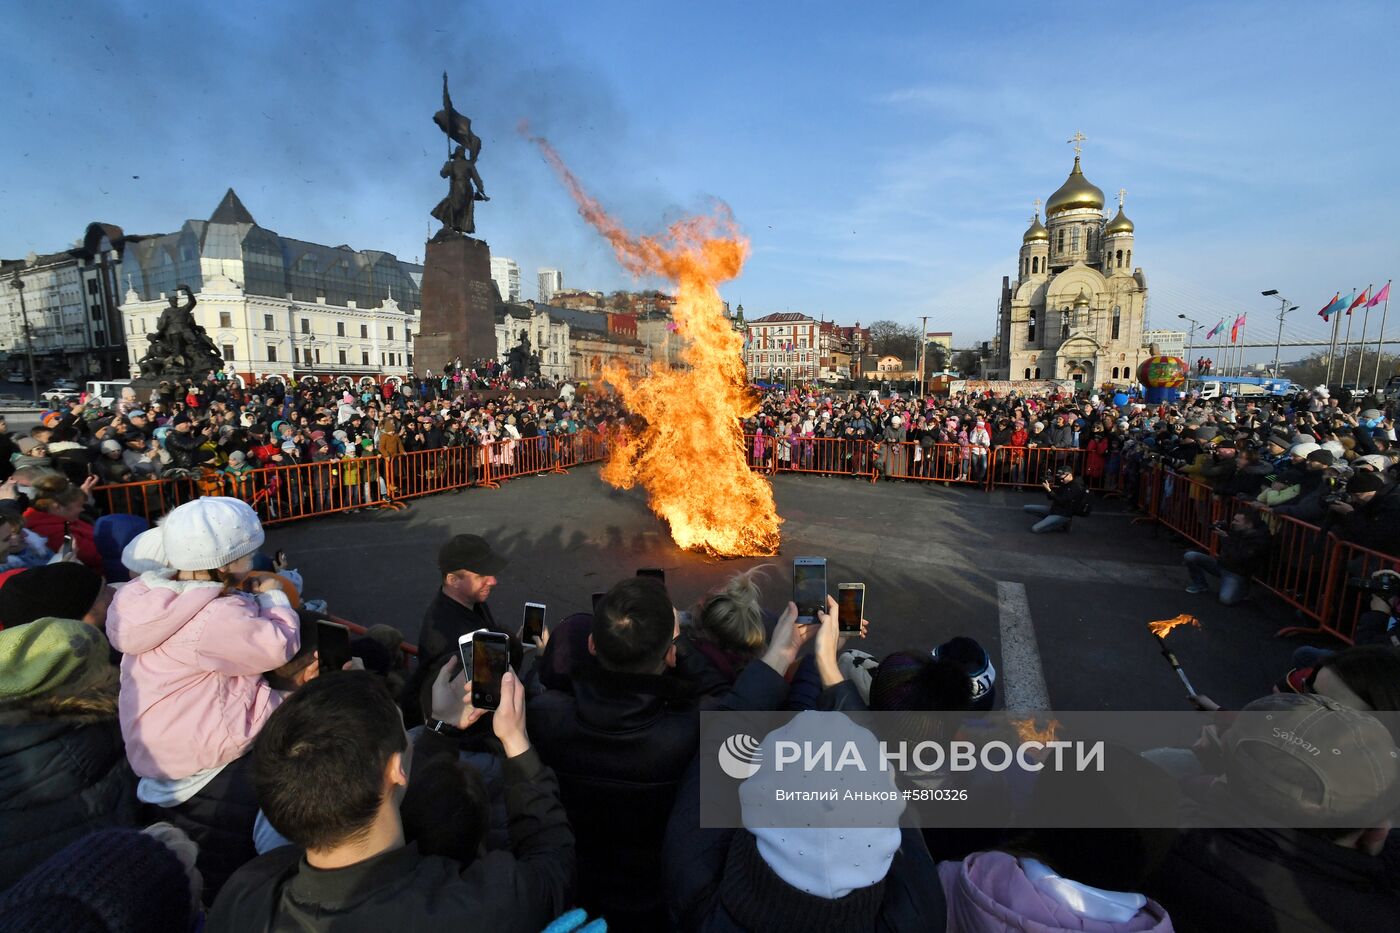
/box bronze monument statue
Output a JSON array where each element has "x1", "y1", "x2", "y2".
[
  {"x1": 505, "y1": 330, "x2": 541, "y2": 381},
  {"x1": 137, "y1": 284, "x2": 223, "y2": 381},
  {"x1": 430, "y1": 72, "x2": 489, "y2": 236}
]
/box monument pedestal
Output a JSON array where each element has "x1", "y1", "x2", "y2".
[{"x1": 415, "y1": 232, "x2": 499, "y2": 373}]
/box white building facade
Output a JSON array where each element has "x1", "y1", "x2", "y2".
[
  {"x1": 490, "y1": 256, "x2": 520, "y2": 302},
  {"x1": 537, "y1": 268, "x2": 563, "y2": 303},
  {"x1": 118, "y1": 190, "x2": 422, "y2": 384},
  {"x1": 741, "y1": 312, "x2": 820, "y2": 382},
  {"x1": 495, "y1": 304, "x2": 571, "y2": 381},
  {"x1": 1142, "y1": 329, "x2": 1186, "y2": 359},
  {"x1": 1, "y1": 223, "x2": 144, "y2": 381}
]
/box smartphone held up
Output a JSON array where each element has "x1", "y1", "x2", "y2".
[
  {"x1": 792, "y1": 557, "x2": 827, "y2": 624},
  {"x1": 837, "y1": 583, "x2": 866, "y2": 635},
  {"x1": 469, "y1": 631, "x2": 511, "y2": 711},
  {"x1": 522, "y1": 602, "x2": 546, "y2": 645}
]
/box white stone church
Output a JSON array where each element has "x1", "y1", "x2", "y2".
[{"x1": 992, "y1": 145, "x2": 1148, "y2": 386}]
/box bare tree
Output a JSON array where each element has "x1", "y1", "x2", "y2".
[{"x1": 868, "y1": 320, "x2": 921, "y2": 362}]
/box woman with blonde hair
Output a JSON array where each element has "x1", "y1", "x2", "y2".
[{"x1": 686, "y1": 565, "x2": 770, "y2": 683}]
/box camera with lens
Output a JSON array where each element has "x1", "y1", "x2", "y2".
[
  {"x1": 1350, "y1": 571, "x2": 1400, "y2": 597},
  {"x1": 1323, "y1": 490, "x2": 1352, "y2": 507},
  {"x1": 1041, "y1": 470, "x2": 1056, "y2": 484}
]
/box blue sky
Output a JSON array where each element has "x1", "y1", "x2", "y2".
[{"x1": 3, "y1": 0, "x2": 1397, "y2": 358}]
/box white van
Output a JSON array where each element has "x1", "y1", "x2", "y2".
[{"x1": 86, "y1": 379, "x2": 132, "y2": 407}]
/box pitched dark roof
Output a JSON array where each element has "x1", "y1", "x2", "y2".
[
  {"x1": 748, "y1": 311, "x2": 814, "y2": 324},
  {"x1": 209, "y1": 188, "x2": 256, "y2": 225}
]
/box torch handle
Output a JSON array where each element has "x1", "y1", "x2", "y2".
[{"x1": 1154, "y1": 634, "x2": 1199, "y2": 698}]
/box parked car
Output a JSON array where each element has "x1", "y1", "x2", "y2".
[
  {"x1": 4, "y1": 370, "x2": 26, "y2": 383},
  {"x1": 52, "y1": 378, "x2": 78, "y2": 390},
  {"x1": 40, "y1": 387, "x2": 79, "y2": 405}
]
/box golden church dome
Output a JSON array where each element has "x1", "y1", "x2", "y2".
[
  {"x1": 1104, "y1": 206, "x2": 1135, "y2": 236},
  {"x1": 1045, "y1": 157, "x2": 1105, "y2": 216},
  {"x1": 1073, "y1": 289, "x2": 1090, "y2": 307},
  {"x1": 1023, "y1": 213, "x2": 1049, "y2": 243}
]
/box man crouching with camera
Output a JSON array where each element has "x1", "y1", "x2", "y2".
[{"x1": 1022, "y1": 465, "x2": 1086, "y2": 534}]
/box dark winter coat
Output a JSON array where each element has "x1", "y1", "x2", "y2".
[
  {"x1": 0, "y1": 678, "x2": 140, "y2": 892},
  {"x1": 665, "y1": 758, "x2": 946, "y2": 932},
  {"x1": 1146, "y1": 820, "x2": 1400, "y2": 933},
  {"x1": 527, "y1": 657, "x2": 793, "y2": 933},
  {"x1": 207, "y1": 734, "x2": 574, "y2": 933}
]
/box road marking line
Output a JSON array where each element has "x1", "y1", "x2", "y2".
[{"x1": 996, "y1": 581, "x2": 1050, "y2": 712}]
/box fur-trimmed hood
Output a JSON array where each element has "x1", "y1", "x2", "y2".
[{"x1": 0, "y1": 668, "x2": 120, "y2": 725}]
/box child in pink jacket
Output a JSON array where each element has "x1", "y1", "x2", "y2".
[{"x1": 106, "y1": 497, "x2": 299, "y2": 783}]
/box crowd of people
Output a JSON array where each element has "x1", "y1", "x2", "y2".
[
  {"x1": 1, "y1": 506, "x2": 1398, "y2": 932},
  {"x1": 0, "y1": 375, "x2": 1398, "y2": 931},
  {"x1": 746, "y1": 383, "x2": 1399, "y2": 549},
  {"x1": 0, "y1": 373, "x2": 619, "y2": 523}
]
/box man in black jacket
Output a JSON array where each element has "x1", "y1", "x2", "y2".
[
  {"x1": 1022, "y1": 465, "x2": 1086, "y2": 533},
  {"x1": 527, "y1": 577, "x2": 814, "y2": 933},
  {"x1": 162, "y1": 411, "x2": 203, "y2": 471},
  {"x1": 1329, "y1": 471, "x2": 1400, "y2": 558},
  {"x1": 1183, "y1": 509, "x2": 1272, "y2": 605},
  {"x1": 209, "y1": 664, "x2": 573, "y2": 932},
  {"x1": 418, "y1": 533, "x2": 516, "y2": 666},
  {"x1": 1145, "y1": 693, "x2": 1400, "y2": 933}
]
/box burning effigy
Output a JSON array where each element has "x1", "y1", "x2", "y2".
[{"x1": 527, "y1": 131, "x2": 781, "y2": 557}]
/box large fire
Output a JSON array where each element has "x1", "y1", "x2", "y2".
[{"x1": 527, "y1": 131, "x2": 781, "y2": 556}]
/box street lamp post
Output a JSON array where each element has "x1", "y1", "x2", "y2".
[
  {"x1": 1178, "y1": 314, "x2": 1201, "y2": 383},
  {"x1": 1261, "y1": 290, "x2": 1298, "y2": 379},
  {"x1": 8, "y1": 272, "x2": 40, "y2": 404}
]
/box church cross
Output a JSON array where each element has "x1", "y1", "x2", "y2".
[
  {"x1": 1117, "y1": 188, "x2": 1126, "y2": 208},
  {"x1": 1033, "y1": 197, "x2": 1042, "y2": 217},
  {"x1": 1067, "y1": 130, "x2": 1086, "y2": 157}
]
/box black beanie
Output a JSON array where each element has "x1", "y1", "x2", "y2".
[
  {"x1": 0, "y1": 827, "x2": 194, "y2": 933},
  {"x1": 0, "y1": 564, "x2": 104, "y2": 628},
  {"x1": 1349, "y1": 471, "x2": 1387, "y2": 494}
]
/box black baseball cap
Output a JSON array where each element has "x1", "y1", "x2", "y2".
[{"x1": 437, "y1": 534, "x2": 508, "y2": 577}]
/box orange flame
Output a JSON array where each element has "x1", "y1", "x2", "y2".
[
  {"x1": 1010, "y1": 717, "x2": 1061, "y2": 745},
  {"x1": 527, "y1": 131, "x2": 781, "y2": 556},
  {"x1": 1148, "y1": 613, "x2": 1201, "y2": 639}
]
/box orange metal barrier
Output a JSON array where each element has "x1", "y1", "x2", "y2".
[
  {"x1": 774, "y1": 436, "x2": 877, "y2": 481},
  {"x1": 745, "y1": 433, "x2": 774, "y2": 473},
  {"x1": 1301, "y1": 537, "x2": 1400, "y2": 644},
  {"x1": 483, "y1": 436, "x2": 558, "y2": 484},
  {"x1": 1151, "y1": 468, "x2": 1221, "y2": 551},
  {"x1": 988, "y1": 446, "x2": 1088, "y2": 491},
  {"x1": 881, "y1": 441, "x2": 989, "y2": 486},
  {"x1": 232, "y1": 456, "x2": 390, "y2": 526},
  {"x1": 1211, "y1": 498, "x2": 1332, "y2": 627},
  {"x1": 385, "y1": 446, "x2": 476, "y2": 500}
]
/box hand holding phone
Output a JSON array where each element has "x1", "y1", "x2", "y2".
[
  {"x1": 792, "y1": 557, "x2": 828, "y2": 625},
  {"x1": 521, "y1": 602, "x2": 546, "y2": 648},
  {"x1": 470, "y1": 631, "x2": 511, "y2": 711},
  {"x1": 429, "y1": 655, "x2": 485, "y2": 731},
  {"x1": 837, "y1": 583, "x2": 866, "y2": 635},
  {"x1": 315, "y1": 621, "x2": 352, "y2": 675}
]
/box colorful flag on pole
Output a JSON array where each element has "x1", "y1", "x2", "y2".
[
  {"x1": 1367, "y1": 281, "x2": 1391, "y2": 308},
  {"x1": 1231, "y1": 313, "x2": 1247, "y2": 343},
  {"x1": 1205, "y1": 318, "x2": 1225, "y2": 339},
  {"x1": 1317, "y1": 292, "x2": 1341, "y2": 320},
  {"x1": 1347, "y1": 288, "x2": 1369, "y2": 315}
]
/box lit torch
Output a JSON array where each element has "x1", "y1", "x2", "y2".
[
  {"x1": 525, "y1": 128, "x2": 781, "y2": 557},
  {"x1": 1010, "y1": 717, "x2": 1061, "y2": 745},
  {"x1": 1148, "y1": 614, "x2": 1202, "y2": 698}
]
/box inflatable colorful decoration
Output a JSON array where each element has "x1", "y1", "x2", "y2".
[{"x1": 1137, "y1": 355, "x2": 1187, "y2": 403}]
